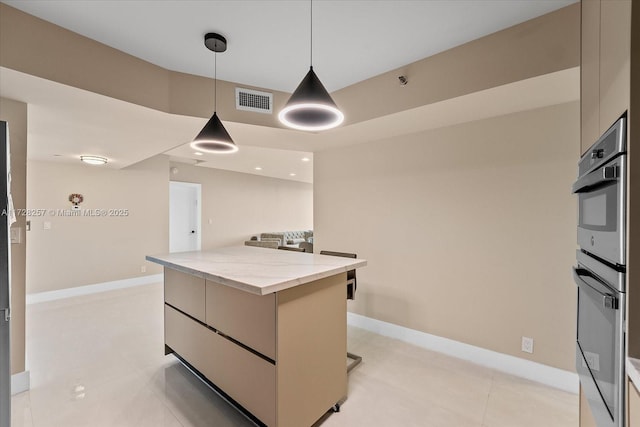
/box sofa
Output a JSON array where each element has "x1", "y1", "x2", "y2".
[{"x1": 244, "y1": 230, "x2": 313, "y2": 250}]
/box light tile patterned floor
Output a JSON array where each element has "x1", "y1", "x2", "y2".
[{"x1": 11, "y1": 283, "x2": 578, "y2": 427}]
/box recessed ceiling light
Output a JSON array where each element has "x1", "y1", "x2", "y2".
[
  {"x1": 301, "y1": 157, "x2": 310, "y2": 162},
  {"x1": 289, "y1": 173, "x2": 296, "y2": 177},
  {"x1": 80, "y1": 155, "x2": 107, "y2": 165},
  {"x1": 255, "y1": 167, "x2": 263, "y2": 171},
  {"x1": 194, "y1": 152, "x2": 203, "y2": 156}
]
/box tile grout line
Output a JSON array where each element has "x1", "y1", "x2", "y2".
[
  {"x1": 28, "y1": 394, "x2": 35, "y2": 427},
  {"x1": 479, "y1": 370, "x2": 496, "y2": 427}
]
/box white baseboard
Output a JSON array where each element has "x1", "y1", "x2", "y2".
[
  {"x1": 26, "y1": 274, "x2": 164, "y2": 305},
  {"x1": 347, "y1": 312, "x2": 579, "y2": 394},
  {"x1": 11, "y1": 370, "x2": 30, "y2": 395}
]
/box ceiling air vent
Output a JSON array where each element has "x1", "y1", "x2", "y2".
[{"x1": 235, "y1": 87, "x2": 273, "y2": 114}]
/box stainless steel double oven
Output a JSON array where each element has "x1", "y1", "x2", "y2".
[{"x1": 572, "y1": 116, "x2": 627, "y2": 427}]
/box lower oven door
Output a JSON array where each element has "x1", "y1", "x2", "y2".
[{"x1": 574, "y1": 266, "x2": 625, "y2": 427}]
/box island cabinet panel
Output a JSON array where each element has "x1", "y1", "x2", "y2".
[
  {"x1": 205, "y1": 280, "x2": 276, "y2": 360},
  {"x1": 164, "y1": 267, "x2": 206, "y2": 322},
  {"x1": 276, "y1": 273, "x2": 347, "y2": 427}
]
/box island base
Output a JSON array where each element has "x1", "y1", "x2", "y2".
[{"x1": 163, "y1": 267, "x2": 348, "y2": 427}]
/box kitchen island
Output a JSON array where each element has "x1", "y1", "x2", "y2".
[{"x1": 146, "y1": 246, "x2": 367, "y2": 427}]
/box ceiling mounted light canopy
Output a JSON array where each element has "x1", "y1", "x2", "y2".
[
  {"x1": 278, "y1": 0, "x2": 344, "y2": 132},
  {"x1": 80, "y1": 155, "x2": 107, "y2": 165},
  {"x1": 191, "y1": 33, "x2": 238, "y2": 154}
]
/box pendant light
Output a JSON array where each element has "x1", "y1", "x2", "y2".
[
  {"x1": 191, "y1": 33, "x2": 238, "y2": 154},
  {"x1": 278, "y1": 0, "x2": 344, "y2": 131}
]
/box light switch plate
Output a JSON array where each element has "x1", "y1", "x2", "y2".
[{"x1": 10, "y1": 227, "x2": 21, "y2": 244}]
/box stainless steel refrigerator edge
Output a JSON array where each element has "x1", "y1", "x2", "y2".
[{"x1": 0, "y1": 121, "x2": 11, "y2": 427}]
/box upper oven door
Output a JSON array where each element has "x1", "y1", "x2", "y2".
[
  {"x1": 574, "y1": 155, "x2": 626, "y2": 267},
  {"x1": 573, "y1": 116, "x2": 626, "y2": 267}
]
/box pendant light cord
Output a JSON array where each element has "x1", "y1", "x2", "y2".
[
  {"x1": 214, "y1": 50, "x2": 217, "y2": 113},
  {"x1": 310, "y1": 0, "x2": 313, "y2": 67}
]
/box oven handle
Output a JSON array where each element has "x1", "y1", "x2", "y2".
[
  {"x1": 573, "y1": 267, "x2": 619, "y2": 310},
  {"x1": 572, "y1": 165, "x2": 618, "y2": 193}
]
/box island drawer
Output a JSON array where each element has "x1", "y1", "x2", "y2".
[
  {"x1": 165, "y1": 304, "x2": 276, "y2": 426},
  {"x1": 164, "y1": 267, "x2": 206, "y2": 322},
  {"x1": 201, "y1": 322, "x2": 276, "y2": 427},
  {"x1": 206, "y1": 280, "x2": 276, "y2": 360},
  {"x1": 164, "y1": 304, "x2": 210, "y2": 375}
]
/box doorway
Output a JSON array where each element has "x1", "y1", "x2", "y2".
[{"x1": 169, "y1": 181, "x2": 201, "y2": 253}]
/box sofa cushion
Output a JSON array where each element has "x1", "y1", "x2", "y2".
[
  {"x1": 260, "y1": 232, "x2": 284, "y2": 241},
  {"x1": 260, "y1": 237, "x2": 282, "y2": 246},
  {"x1": 245, "y1": 240, "x2": 279, "y2": 249}
]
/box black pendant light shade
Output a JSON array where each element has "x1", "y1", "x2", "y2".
[
  {"x1": 278, "y1": 66, "x2": 344, "y2": 131},
  {"x1": 191, "y1": 112, "x2": 238, "y2": 153},
  {"x1": 191, "y1": 33, "x2": 238, "y2": 154},
  {"x1": 278, "y1": 0, "x2": 344, "y2": 132}
]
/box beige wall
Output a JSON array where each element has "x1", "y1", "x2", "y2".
[
  {"x1": 26, "y1": 158, "x2": 312, "y2": 293},
  {"x1": 169, "y1": 163, "x2": 313, "y2": 249},
  {"x1": 0, "y1": 97, "x2": 27, "y2": 375},
  {"x1": 26, "y1": 156, "x2": 169, "y2": 294},
  {"x1": 314, "y1": 101, "x2": 579, "y2": 372}
]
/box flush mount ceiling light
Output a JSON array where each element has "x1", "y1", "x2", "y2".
[
  {"x1": 80, "y1": 155, "x2": 107, "y2": 165},
  {"x1": 278, "y1": 0, "x2": 344, "y2": 132},
  {"x1": 190, "y1": 33, "x2": 238, "y2": 154}
]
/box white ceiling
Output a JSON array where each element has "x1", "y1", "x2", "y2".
[{"x1": 0, "y1": 0, "x2": 578, "y2": 182}]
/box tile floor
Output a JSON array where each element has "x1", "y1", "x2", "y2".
[{"x1": 11, "y1": 283, "x2": 578, "y2": 427}]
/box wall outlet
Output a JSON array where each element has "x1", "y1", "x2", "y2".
[
  {"x1": 521, "y1": 336, "x2": 534, "y2": 354},
  {"x1": 141, "y1": 265, "x2": 146, "y2": 273}
]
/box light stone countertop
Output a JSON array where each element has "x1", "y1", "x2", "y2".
[{"x1": 146, "y1": 245, "x2": 367, "y2": 295}]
